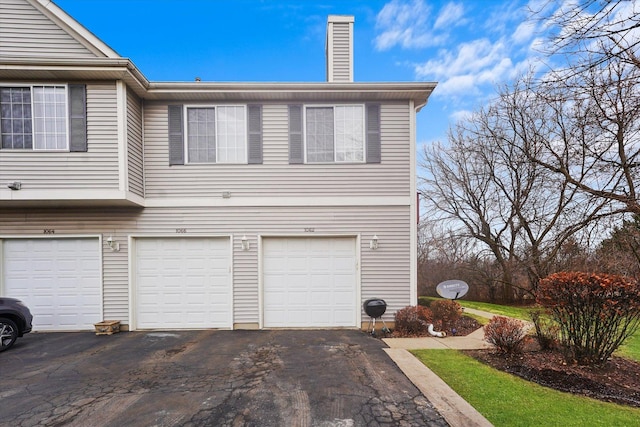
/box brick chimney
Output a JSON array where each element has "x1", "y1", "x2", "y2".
[{"x1": 326, "y1": 15, "x2": 354, "y2": 82}]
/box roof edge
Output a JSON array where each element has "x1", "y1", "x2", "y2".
[
  {"x1": 31, "y1": 0, "x2": 121, "y2": 59},
  {"x1": 147, "y1": 81, "x2": 437, "y2": 91}
]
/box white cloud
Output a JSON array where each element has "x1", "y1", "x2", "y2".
[
  {"x1": 415, "y1": 38, "x2": 528, "y2": 97},
  {"x1": 512, "y1": 20, "x2": 536, "y2": 44},
  {"x1": 436, "y1": 75, "x2": 481, "y2": 97},
  {"x1": 375, "y1": 0, "x2": 549, "y2": 141},
  {"x1": 374, "y1": 0, "x2": 440, "y2": 50},
  {"x1": 412, "y1": 2, "x2": 545, "y2": 99},
  {"x1": 416, "y1": 38, "x2": 507, "y2": 79},
  {"x1": 449, "y1": 109, "x2": 474, "y2": 123},
  {"x1": 434, "y1": 2, "x2": 465, "y2": 30}
]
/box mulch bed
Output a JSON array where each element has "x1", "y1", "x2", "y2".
[
  {"x1": 387, "y1": 315, "x2": 482, "y2": 338},
  {"x1": 466, "y1": 338, "x2": 640, "y2": 408}
]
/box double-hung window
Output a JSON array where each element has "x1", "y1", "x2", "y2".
[
  {"x1": 169, "y1": 104, "x2": 262, "y2": 166},
  {"x1": 0, "y1": 84, "x2": 86, "y2": 152},
  {"x1": 1, "y1": 86, "x2": 67, "y2": 150},
  {"x1": 288, "y1": 103, "x2": 380, "y2": 165},
  {"x1": 305, "y1": 105, "x2": 364, "y2": 163},
  {"x1": 186, "y1": 105, "x2": 246, "y2": 164}
]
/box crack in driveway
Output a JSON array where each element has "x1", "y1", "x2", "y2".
[{"x1": 1, "y1": 330, "x2": 448, "y2": 426}]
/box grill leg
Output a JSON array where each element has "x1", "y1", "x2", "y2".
[{"x1": 380, "y1": 318, "x2": 391, "y2": 334}]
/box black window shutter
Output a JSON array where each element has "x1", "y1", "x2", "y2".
[
  {"x1": 68, "y1": 85, "x2": 87, "y2": 152},
  {"x1": 288, "y1": 104, "x2": 303, "y2": 164},
  {"x1": 168, "y1": 105, "x2": 184, "y2": 165},
  {"x1": 366, "y1": 104, "x2": 381, "y2": 164},
  {"x1": 247, "y1": 105, "x2": 263, "y2": 164}
]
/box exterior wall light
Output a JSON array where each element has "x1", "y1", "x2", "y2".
[
  {"x1": 241, "y1": 235, "x2": 249, "y2": 251},
  {"x1": 8, "y1": 181, "x2": 21, "y2": 190},
  {"x1": 370, "y1": 235, "x2": 379, "y2": 250},
  {"x1": 106, "y1": 235, "x2": 120, "y2": 252}
]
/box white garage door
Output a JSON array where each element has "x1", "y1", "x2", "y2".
[
  {"x1": 134, "y1": 237, "x2": 232, "y2": 330},
  {"x1": 2, "y1": 238, "x2": 101, "y2": 331},
  {"x1": 263, "y1": 237, "x2": 357, "y2": 328}
]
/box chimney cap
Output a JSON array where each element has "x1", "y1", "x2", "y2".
[{"x1": 327, "y1": 15, "x2": 354, "y2": 23}]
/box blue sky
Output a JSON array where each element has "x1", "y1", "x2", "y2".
[{"x1": 55, "y1": 0, "x2": 546, "y2": 147}]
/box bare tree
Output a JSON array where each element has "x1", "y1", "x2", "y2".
[
  {"x1": 534, "y1": 0, "x2": 640, "y2": 70},
  {"x1": 419, "y1": 2, "x2": 640, "y2": 301},
  {"x1": 417, "y1": 219, "x2": 499, "y2": 300},
  {"x1": 520, "y1": 52, "x2": 640, "y2": 215},
  {"x1": 420, "y1": 75, "x2": 616, "y2": 300}
]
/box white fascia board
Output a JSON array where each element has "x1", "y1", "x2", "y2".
[
  {"x1": 0, "y1": 189, "x2": 143, "y2": 205},
  {"x1": 0, "y1": 58, "x2": 150, "y2": 97},
  {"x1": 32, "y1": 0, "x2": 121, "y2": 58},
  {"x1": 147, "y1": 82, "x2": 436, "y2": 93},
  {"x1": 0, "y1": 192, "x2": 401, "y2": 208},
  {"x1": 143, "y1": 196, "x2": 412, "y2": 208}
]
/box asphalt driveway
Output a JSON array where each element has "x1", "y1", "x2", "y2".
[{"x1": 0, "y1": 330, "x2": 448, "y2": 426}]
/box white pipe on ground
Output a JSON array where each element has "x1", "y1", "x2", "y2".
[{"x1": 428, "y1": 324, "x2": 446, "y2": 338}]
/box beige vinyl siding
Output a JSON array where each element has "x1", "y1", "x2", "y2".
[
  {"x1": 126, "y1": 89, "x2": 144, "y2": 197},
  {"x1": 0, "y1": 0, "x2": 98, "y2": 58},
  {"x1": 143, "y1": 102, "x2": 411, "y2": 198},
  {"x1": 0, "y1": 83, "x2": 120, "y2": 190},
  {"x1": 330, "y1": 22, "x2": 352, "y2": 82},
  {"x1": 0, "y1": 205, "x2": 411, "y2": 325}
]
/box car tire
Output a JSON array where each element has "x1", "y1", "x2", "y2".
[{"x1": 0, "y1": 317, "x2": 19, "y2": 352}]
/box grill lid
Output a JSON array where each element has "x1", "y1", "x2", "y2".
[{"x1": 363, "y1": 298, "x2": 386, "y2": 318}]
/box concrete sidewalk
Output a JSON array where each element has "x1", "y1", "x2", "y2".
[
  {"x1": 381, "y1": 307, "x2": 498, "y2": 427},
  {"x1": 382, "y1": 327, "x2": 492, "y2": 350}
]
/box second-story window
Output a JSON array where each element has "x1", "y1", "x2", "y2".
[
  {"x1": 1, "y1": 84, "x2": 86, "y2": 152},
  {"x1": 305, "y1": 105, "x2": 364, "y2": 163},
  {"x1": 186, "y1": 105, "x2": 246, "y2": 164},
  {"x1": 1, "y1": 86, "x2": 68, "y2": 150}
]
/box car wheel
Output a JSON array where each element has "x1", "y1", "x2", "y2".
[{"x1": 0, "y1": 317, "x2": 19, "y2": 352}]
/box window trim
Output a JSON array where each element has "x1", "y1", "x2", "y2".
[
  {"x1": 0, "y1": 83, "x2": 70, "y2": 152},
  {"x1": 303, "y1": 104, "x2": 366, "y2": 164},
  {"x1": 183, "y1": 104, "x2": 248, "y2": 165}
]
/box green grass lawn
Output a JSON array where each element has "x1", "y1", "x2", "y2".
[
  {"x1": 618, "y1": 332, "x2": 640, "y2": 361},
  {"x1": 412, "y1": 349, "x2": 640, "y2": 427},
  {"x1": 457, "y1": 299, "x2": 534, "y2": 320},
  {"x1": 420, "y1": 296, "x2": 533, "y2": 320}
]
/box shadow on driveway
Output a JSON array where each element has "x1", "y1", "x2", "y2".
[{"x1": 1, "y1": 330, "x2": 448, "y2": 426}]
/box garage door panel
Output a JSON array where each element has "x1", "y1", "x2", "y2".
[
  {"x1": 334, "y1": 311, "x2": 355, "y2": 324},
  {"x1": 3, "y1": 238, "x2": 101, "y2": 331},
  {"x1": 263, "y1": 237, "x2": 357, "y2": 328},
  {"x1": 135, "y1": 237, "x2": 231, "y2": 330},
  {"x1": 310, "y1": 291, "x2": 331, "y2": 303}
]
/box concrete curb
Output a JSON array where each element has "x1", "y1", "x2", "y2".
[{"x1": 384, "y1": 348, "x2": 493, "y2": 427}]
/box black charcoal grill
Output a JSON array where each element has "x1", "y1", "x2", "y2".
[{"x1": 363, "y1": 298, "x2": 390, "y2": 335}]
